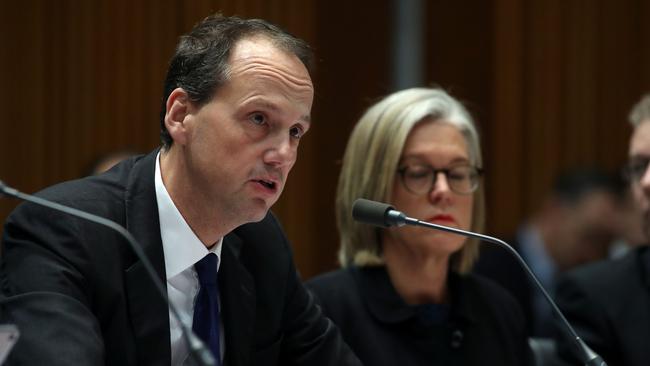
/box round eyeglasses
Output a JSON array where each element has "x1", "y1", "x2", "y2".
[{"x1": 397, "y1": 164, "x2": 483, "y2": 195}]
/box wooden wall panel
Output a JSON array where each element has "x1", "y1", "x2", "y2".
[
  {"x1": 594, "y1": 0, "x2": 638, "y2": 170},
  {"x1": 563, "y1": 0, "x2": 597, "y2": 164},
  {"x1": 489, "y1": 0, "x2": 645, "y2": 238},
  {"x1": 489, "y1": 0, "x2": 526, "y2": 236},
  {"x1": 643, "y1": 0, "x2": 650, "y2": 88},
  {"x1": 523, "y1": 0, "x2": 565, "y2": 217},
  {"x1": 308, "y1": 0, "x2": 393, "y2": 276}
]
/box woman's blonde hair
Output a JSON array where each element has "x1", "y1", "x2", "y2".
[{"x1": 336, "y1": 87, "x2": 485, "y2": 273}]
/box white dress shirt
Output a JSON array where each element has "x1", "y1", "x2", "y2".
[{"x1": 154, "y1": 152, "x2": 225, "y2": 366}]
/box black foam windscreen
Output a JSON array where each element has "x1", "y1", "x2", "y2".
[{"x1": 351, "y1": 199, "x2": 395, "y2": 228}]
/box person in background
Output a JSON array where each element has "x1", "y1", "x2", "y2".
[
  {"x1": 307, "y1": 87, "x2": 531, "y2": 366},
  {"x1": 553, "y1": 94, "x2": 650, "y2": 366},
  {"x1": 84, "y1": 149, "x2": 138, "y2": 175},
  {"x1": 474, "y1": 168, "x2": 625, "y2": 337},
  {"x1": 0, "y1": 14, "x2": 361, "y2": 366}
]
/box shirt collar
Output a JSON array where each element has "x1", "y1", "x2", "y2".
[{"x1": 155, "y1": 151, "x2": 222, "y2": 280}]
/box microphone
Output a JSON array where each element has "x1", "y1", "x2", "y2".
[
  {"x1": 0, "y1": 180, "x2": 216, "y2": 366},
  {"x1": 352, "y1": 198, "x2": 607, "y2": 366}
]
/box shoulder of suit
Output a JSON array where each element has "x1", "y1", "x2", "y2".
[
  {"x1": 6, "y1": 154, "x2": 156, "y2": 227},
  {"x1": 306, "y1": 268, "x2": 353, "y2": 289},
  {"x1": 305, "y1": 267, "x2": 359, "y2": 302},
  {"x1": 569, "y1": 247, "x2": 647, "y2": 283},
  {"x1": 560, "y1": 247, "x2": 650, "y2": 304}
]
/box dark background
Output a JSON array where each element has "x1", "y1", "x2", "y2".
[{"x1": 1, "y1": 0, "x2": 648, "y2": 279}]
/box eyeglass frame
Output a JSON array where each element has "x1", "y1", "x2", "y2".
[
  {"x1": 623, "y1": 156, "x2": 650, "y2": 184},
  {"x1": 396, "y1": 163, "x2": 484, "y2": 195}
]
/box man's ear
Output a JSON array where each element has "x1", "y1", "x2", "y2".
[{"x1": 164, "y1": 88, "x2": 192, "y2": 146}]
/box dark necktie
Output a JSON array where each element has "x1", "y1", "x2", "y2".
[{"x1": 192, "y1": 253, "x2": 221, "y2": 365}]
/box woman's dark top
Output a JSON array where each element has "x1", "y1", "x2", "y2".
[{"x1": 306, "y1": 266, "x2": 532, "y2": 366}]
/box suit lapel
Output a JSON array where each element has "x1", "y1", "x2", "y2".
[
  {"x1": 123, "y1": 150, "x2": 171, "y2": 365},
  {"x1": 220, "y1": 232, "x2": 256, "y2": 366}
]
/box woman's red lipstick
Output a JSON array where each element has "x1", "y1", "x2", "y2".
[{"x1": 427, "y1": 214, "x2": 456, "y2": 224}]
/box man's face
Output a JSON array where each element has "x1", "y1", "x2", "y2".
[
  {"x1": 629, "y1": 120, "x2": 650, "y2": 240},
  {"x1": 553, "y1": 191, "x2": 620, "y2": 270},
  {"x1": 179, "y1": 36, "x2": 314, "y2": 224}
]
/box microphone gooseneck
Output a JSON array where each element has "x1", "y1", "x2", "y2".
[
  {"x1": 0, "y1": 181, "x2": 216, "y2": 366},
  {"x1": 352, "y1": 198, "x2": 608, "y2": 366}
]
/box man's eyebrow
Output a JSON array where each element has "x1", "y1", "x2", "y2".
[
  {"x1": 246, "y1": 99, "x2": 279, "y2": 112},
  {"x1": 299, "y1": 114, "x2": 311, "y2": 124}
]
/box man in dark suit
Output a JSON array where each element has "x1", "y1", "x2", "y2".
[
  {"x1": 0, "y1": 14, "x2": 361, "y2": 366},
  {"x1": 554, "y1": 94, "x2": 650, "y2": 366}
]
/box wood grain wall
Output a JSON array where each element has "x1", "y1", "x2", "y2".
[{"x1": 1, "y1": 0, "x2": 648, "y2": 279}]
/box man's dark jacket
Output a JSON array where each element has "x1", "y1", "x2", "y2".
[
  {"x1": 0, "y1": 150, "x2": 360, "y2": 366},
  {"x1": 555, "y1": 246, "x2": 650, "y2": 366}
]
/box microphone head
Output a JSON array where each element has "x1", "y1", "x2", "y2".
[{"x1": 352, "y1": 199, "x2": 396, "y2": 228}]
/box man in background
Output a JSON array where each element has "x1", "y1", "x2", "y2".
[
  {"x1": 554, "y1": 94, "x2": 650, "y2": 366},
  {"x1": 474, "y1": 169, "x2": 624, "y2": 337},
  {"x1": 84, "y1": 149, "x2": 137, "y2": 176}
]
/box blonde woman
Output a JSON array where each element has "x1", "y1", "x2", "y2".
[{"x1": 307, "y1": 87, "x2": 531, "y2": 366}]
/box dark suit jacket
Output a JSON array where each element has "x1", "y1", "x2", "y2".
[
  {"x1": 555, "y1": 246, "x2": 650, "y2": 366},
  {"x1": 0, "y1": 150, "x2": 360, "y2": 366},
  {"x1": 306, "y1": 266, "x2": 532, "y2": 366}
]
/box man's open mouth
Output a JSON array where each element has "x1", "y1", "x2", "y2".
[{"x1": 256, "y1": 179, "x2": 276, "y2": 190}]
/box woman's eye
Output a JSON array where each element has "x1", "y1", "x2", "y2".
[
  {"x1": 249, "y1": 113, "x2": 266, "y2": 125},
  {"x1": 449, "y1": 172, "x2": 467, "y2": 181},
  {"x1": 406, "y1": 168, "x2": 429, "y2": 179}
]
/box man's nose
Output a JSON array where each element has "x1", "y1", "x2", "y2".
[{"x1": 263, "y1": 134, "x2": 297, "y2": 168}]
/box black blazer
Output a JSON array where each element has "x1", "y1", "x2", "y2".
[
  {"x1": 0, "y1": 150, "x2": 360, "y2": 366},
  {"x1": 555, "y1": 246, "x2": 650, "y2": 366},
  {"x1": 306, "y1": 266, "x2": 532, "y2": 366}
]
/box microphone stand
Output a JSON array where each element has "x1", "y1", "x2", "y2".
[{"x1": 0, "y1": 181, "x2": 215, "y2": 366}]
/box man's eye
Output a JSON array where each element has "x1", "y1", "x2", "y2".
[
  {"x1": 249, "y1": 113, "x2": 266, "y2": 125},
  {"x1": 290, "y1": 126, "x2": 304, "y2": 139}
]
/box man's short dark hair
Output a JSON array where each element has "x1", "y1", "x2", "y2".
[
  {"x1": 159, "y1": 13, "x2": 314, "y2": 149},
  {"x1": 553, "y1": 167, "x2": 625, "y2": 205}
]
